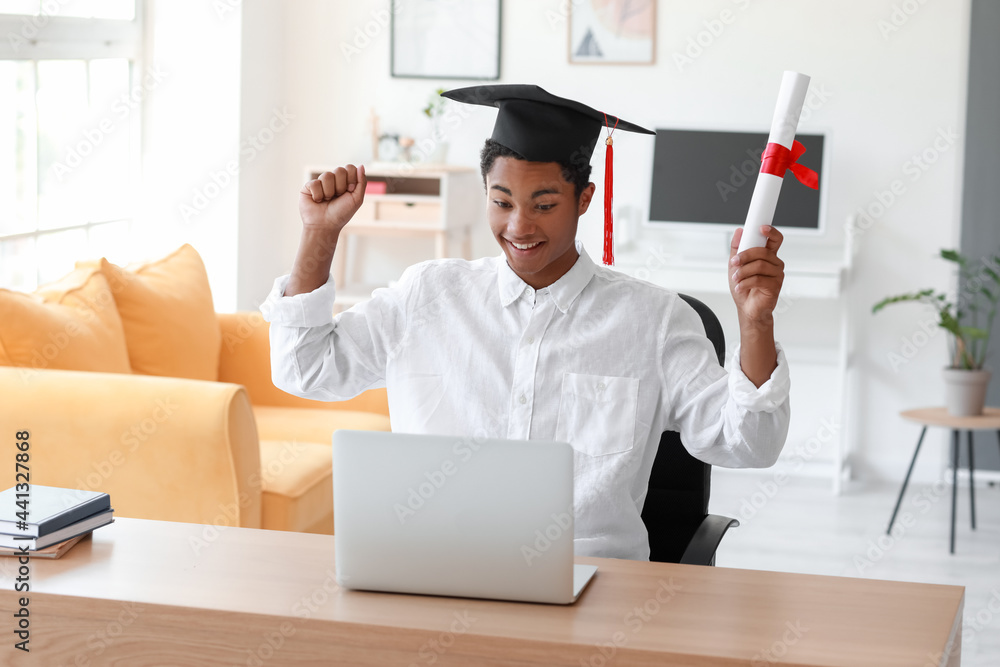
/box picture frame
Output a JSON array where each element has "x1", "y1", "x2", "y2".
[
  {"x1": 391, "y1": 0, "x2": 502, "y2": 80},
  {"x1": 569, "y1": 0, "x2": 656, "y2": 65}
]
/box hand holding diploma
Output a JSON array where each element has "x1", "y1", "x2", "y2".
[
  {"x1": 730, "y1": 224, "x2": 784, "y2": 324},
  {"x1": 729, "y1": 223, "x2": 785, "y2": 387},
  {"x1": 728, "y1": 70, "x2": 816, "y2": 387},
  {"x1": 737, "y1": 71, "x2": 820, "y2": 252}
]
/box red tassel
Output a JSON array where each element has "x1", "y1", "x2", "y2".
[
  {"x1": 603, "y1": 137, "x2": 614, "y2": 266},
  {"x1": 602, "y1": 113, "x2": 619, "y2": 267}
]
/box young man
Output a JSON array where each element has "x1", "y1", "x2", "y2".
[{"x1": 261, "y1": 85, "x2": 790, "y2": 561}]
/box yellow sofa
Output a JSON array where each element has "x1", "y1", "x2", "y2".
[{"x1": 0, "y1": 245, "x2": 389, "y2": 534}]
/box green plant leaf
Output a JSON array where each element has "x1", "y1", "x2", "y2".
[
  {"x1": 941, "y1": 249, "x2": 966, "y2": 265},
  {"x1": 939, "y1": 310, "x2": 961, "y2": 336},
  {"x1": 872, "y1": 291, "x2": 933, "y2": 313}
]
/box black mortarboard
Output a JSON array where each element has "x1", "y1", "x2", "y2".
[{"x1": 440, "y1": 84, "x2": 655, "y2": 265}]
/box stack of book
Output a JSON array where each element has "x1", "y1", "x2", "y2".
[{"x1": 0, "y1": 485, "x2": 114, "y2": 558}]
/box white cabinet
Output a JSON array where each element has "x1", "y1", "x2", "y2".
[{"x1": 305, "y1": 163, "x2": 483, "y2": 312}]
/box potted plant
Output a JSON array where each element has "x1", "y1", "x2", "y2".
[
  {"x1": 421, "y1": 87, "x2": 449, "y2": 164},
  {"x1": 873, "y1": 249, "x2": 1000, "y2": 416}
]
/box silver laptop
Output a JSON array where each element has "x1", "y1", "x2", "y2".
[{"x1": 331, "y1": 430, "x2": 598, "y2": 605}]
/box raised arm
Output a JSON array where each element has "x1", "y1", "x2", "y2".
[
  {"x1": 261, "y1": 163, "x2": 410, "y2": 403},
  {"x1": 286, "y1": 164, "x2": 367, "y2": 297}
]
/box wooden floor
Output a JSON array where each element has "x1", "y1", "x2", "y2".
[{"x1": 710, "y1": 470, "x2": 1000, "y2": 666}]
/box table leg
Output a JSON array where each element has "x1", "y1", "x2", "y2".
[
  {"x1": 950, "y1": 430, "x2": 958, "y2": 555},
  {"x1": 888, "y1": 426, "x2": 927, "y2": 534},
  {"x1": 967, "y1": 431, "x2": 975, "y2": 531}
]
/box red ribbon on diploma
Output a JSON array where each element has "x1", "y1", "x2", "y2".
[{"x1": 759, "y1": 139, "x2": 819, "y2": 190}]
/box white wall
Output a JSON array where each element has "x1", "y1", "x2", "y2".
[
  {"x1": 140, "y1": 0, "x2": 243, "y2": 311},
  {"x1": 228, "y1": 0, "x2": 972, "y2": 482},
  {"x1": 237, "y1": 2, "x2": 290, "y2": 310}
]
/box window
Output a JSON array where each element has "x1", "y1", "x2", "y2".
[{"x1": 0, "y1": 1, "x2": 142, "y2": 290}]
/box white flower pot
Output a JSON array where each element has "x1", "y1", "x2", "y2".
[
  {"x1": 942, "y1": 368, "x2": 992, "y2": 416},
  {"x1": 427, "y1": 140, "x2": 449, "y2": 165}
]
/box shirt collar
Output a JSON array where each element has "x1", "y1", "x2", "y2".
[{"x1": 496, "y1": 239, "x2": 596, "y2": 313}]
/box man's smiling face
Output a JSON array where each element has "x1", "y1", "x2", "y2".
[{"x1": 485, "y1": 157, "x2": 595, "y2": 289}]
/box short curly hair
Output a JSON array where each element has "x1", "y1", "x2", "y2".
[{"x1": 479, "y1": 139, "x2": 592, "y2": 199}]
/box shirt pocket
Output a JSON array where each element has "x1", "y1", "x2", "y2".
[{"x1": 554, "y1": 373, "x2": 639, "y2": 457}]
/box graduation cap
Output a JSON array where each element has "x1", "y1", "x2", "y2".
[{"x1": 440, "y1": 84, "x2": 655, "y2": 266}]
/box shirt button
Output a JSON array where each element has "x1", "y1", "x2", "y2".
[
  {"x1": 525, "y1": 336, "x2": 534, "y2": 345},
  {"x1": 519, "y1": 395, "x2": 527, "y2": 405},
  {"x1": 596, "y1": 382, "x2": 606, "y2": 391}
]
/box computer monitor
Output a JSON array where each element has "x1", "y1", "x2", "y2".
[{"x1": 647, "y1": 128, "x2": 826, "y2": 235}]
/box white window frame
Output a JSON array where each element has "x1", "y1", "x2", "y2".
[{"x1": 0, "y1": 3, "x2": 144, "y2": 289}]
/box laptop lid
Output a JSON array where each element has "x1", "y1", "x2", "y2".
[{"x1": 332, "y1": 430, "x2": 596, "y2": 604}]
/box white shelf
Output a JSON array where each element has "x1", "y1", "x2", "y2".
[
  {"x1": 612, "y1": 255, "x2": 844, "y2": 299},
  {"x1": 313, "y1": 164, "x2": 482, "y2": 313},
  {"x1": 343, "y1": 221, "x2": 447, "y2": 234},
  {"x1": 781, "y1": 345, "x2": 841, "y2": 366}
]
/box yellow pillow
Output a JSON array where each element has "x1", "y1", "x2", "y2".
[
  {"x1": 81, "y1": 244, "x2": 221, "y2": 381},
  {"x1": 0, "y1": 267, "x2": 131, "y2": 373}
]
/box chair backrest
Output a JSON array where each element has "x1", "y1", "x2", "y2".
[{"x1": 641, "y1": 294, "x2": 726, "y2": 563}]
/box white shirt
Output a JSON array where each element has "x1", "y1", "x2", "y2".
[{"x1": 261, "y1": 240, "x2": 790, "y2": 561}]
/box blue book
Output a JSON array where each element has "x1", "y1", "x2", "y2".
[
  {"x1": 0, "y1": 508, "x2": 114, "y2": 550},
  {"x1": 0, "y1": 485, "x2": 111, "y2": 538}
]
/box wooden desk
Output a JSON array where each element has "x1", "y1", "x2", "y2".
[{"x1": 0, "y1": 518, "x2": 963, "y2": 666}]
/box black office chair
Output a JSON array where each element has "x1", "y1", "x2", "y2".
[{"x1": 640, "y1": 294, "x2": 740, "y2": 566}]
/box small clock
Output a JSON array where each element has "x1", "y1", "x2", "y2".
[{"x1": 378, "y1": 134, "x2": 400, "y2": 162}]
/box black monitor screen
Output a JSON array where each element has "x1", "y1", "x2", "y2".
[{"x1": 648, "y1": 129, "x2": 824, "y2": 230}]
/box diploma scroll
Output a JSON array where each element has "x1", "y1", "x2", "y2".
[{"x1": 737, "y1": 71, "x2": 814, "y2": 253}]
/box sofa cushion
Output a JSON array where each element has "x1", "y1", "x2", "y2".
[
  {"x1": 0, "y1": 267, "x2": 131, "y2": 373},
  {"x1": 259, "y1": 439, "x2": 334, "y2": 533},
  {"x1": 79, "y1": 244, "x2": 221, "y2": 381},
  {"x1": 252, "y1": 406, "x2": 392, "y2": 443},
  {"x1": 253, "y1": 407, "x2": 391, "y2": 534}
]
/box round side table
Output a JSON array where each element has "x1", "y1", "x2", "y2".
[{"x1": 887, "y1": 407, "x2": 1000, "y2": 554}]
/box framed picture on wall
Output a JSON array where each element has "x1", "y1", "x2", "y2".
[
  {"x1": 569, "y1": 0, "x2": 656, "y2": 65},
  {"x1": 391, "y1": 0, "x2": 502, "y2": 79}
]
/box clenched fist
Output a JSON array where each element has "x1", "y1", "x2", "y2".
[
  {"x1": 283, "y1": 164, "x2": 367, "y2": 297},
  {"x1": 299, "y1": 164, "x2": 367, "y2": 231}
]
